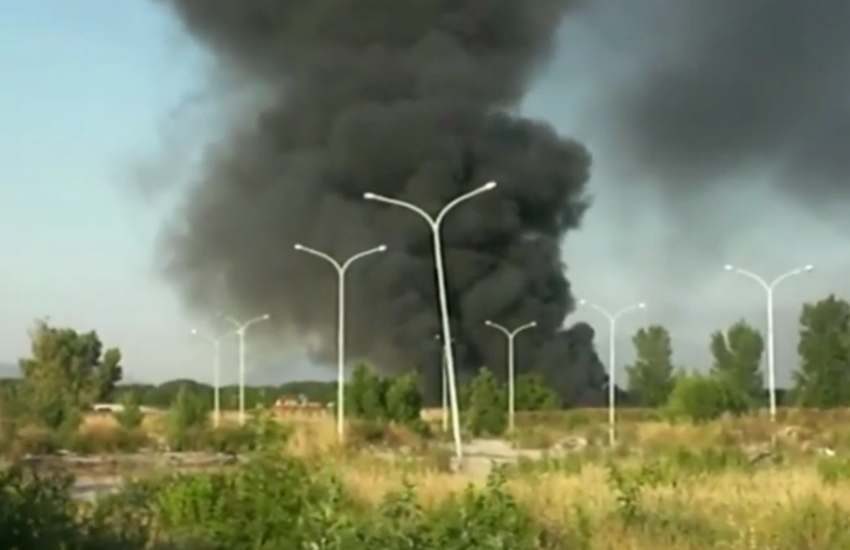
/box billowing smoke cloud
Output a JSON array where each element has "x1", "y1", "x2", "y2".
[
  {"x1": 157, "y1": 0, "x2": 606, "y2": 403},
  {"x1": 580, "y1": 0, "x2": 850, "y2": 202}
]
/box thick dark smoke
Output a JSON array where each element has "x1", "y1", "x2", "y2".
[
  {"x1": 157, "y1": 0, "x2": 606, "y2": 404},
  {"x1": 581, "y1": 0, "x2": 850, "y2": 201}
]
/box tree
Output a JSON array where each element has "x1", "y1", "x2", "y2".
[
  {"x1": 348, "y1": 363, "x2": 387, "y2": 420},
  {"x1": 514, "y1": 373, "x2": 560, "y2": 411},
  {"x1": 18, "y1": 320, "x2": 123, "y2": 429},
  {"x1": 625, "y1": 325, "x2": 675, "y2": 407},
  {"x1": 793, "y1": 295, "x2": 850, "y2": 407},
  {"x1": 115, "y1": 392, "x2": 144, "y2": 430},
  {"x1": 385, "y1": 373, "x2": 423, "y2": 423},
  {"x1": 665, "y1": 372, "x2": 750, "y2": 422},
  {"x1": 465, "y1": 368, "x2": 507, "y2": 436},
  {"x1": 167, "y1": 385, "x2": 210, "y2": 450},
  {"x1": 710, "y1": 320, "x2": 764, "y2": 402}
]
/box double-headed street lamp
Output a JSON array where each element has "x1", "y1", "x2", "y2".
[
  {"x1": 579, "y1": 299, "x2": 646, "y2": 447},
  {"x1": 723, "y1": 263, "x2": 814, "y2": 421},
  {"x1": 222, "y1": 313, "x2": 271, "y2": 425},
  {"x1": 293, "y1": 243, "x2": 387, "y2": 442},
  {"x1": 190, "y1": 329, "x2": 222, "y2": 428},
  {"x1": 364, "y1": 181, "x2": 497, "y2": 463},
  {"x1": 484, "y1": 320, "x2": 537, "y2": 432}
]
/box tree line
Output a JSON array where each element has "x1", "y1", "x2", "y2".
[
  {"x1": 626, "y1": 294, "x2": 850, "y2": 418},
  {"x1": 2, "y1": 293, "x2": 848, "y2": 436}
]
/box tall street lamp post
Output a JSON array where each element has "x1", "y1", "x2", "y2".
[{"x1": 364, "y1": 181, "x2": 497, "y2": 463}]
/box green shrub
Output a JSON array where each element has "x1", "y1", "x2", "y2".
[
  {"x1": 0, "y1": 466, "x2": 80, "y2": 549},
  {"x1": 465, "y1": 368, "x2": 507, "y2": 437},
  {"x1": 514, "y1": 373, "x2": 560, "y2": 411},
  {"x1": 115, "y1": 392, "x2": 144, "y2": 430},
  {"x1": 665, "y1": 372, "x2": 751, "y2": 422},
  {"x1": 385, "y1": 373, "x2": 423, "y2": 423},
  {"x1": 166, "y1": 386, "x2": 211, "y2": 451},
  {"x1": 68, "y1": 426, "x2": 148, "y2": 455},
  {"x1": 348, "y1": 363, "x2": 387, "y2": 421}
]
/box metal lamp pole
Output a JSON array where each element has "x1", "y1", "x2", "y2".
[
  {"x1": 579, "y1": 299, "x2": 646, "y2": 447},
  {"x1": 191, "y1": 329, "x2": 222, "y2": 428},
  {"x1": 723, "y1": 263, "x2": 814, "y2": 422},
  {"x1": 484, "y1": 320, "x2": 537, "y2": 432},
  {"x1": 434, "y1": 333, "x2": 454, "y2": 433},
  {"x1": 222, "y1": 313, "x2": 271, "y2": 426},
  {"x1": 364, "y1": 181, "x2": 497, "y2": 463},
  {"x1": 293, "y1": 243, "x2": 387, "y2": 442}
]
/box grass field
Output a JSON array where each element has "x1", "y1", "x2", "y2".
[{"x1": 6, "y1": 407, "x2": 850, "y2": 548}]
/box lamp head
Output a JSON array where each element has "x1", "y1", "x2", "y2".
[
  {"x1": 482, "y1": 181, "x2": 497, "y2": 191},
  {"x1": 804, "y1": 264, "x2": 814, "y2": 272},
  {"x1": 638, "y1": 302, "x2": 647, "y2": 309},
  {"x1": 190, "y1": 328, "x2": 198, "y2": 336},
  {"x1": 363, "y1": 192, "x2": 377, "y2": 200},
  {"x1": 377, "y1": 244, "x2": 388, "y2": 252},
  {"x1": 529, "y1": 321, "x2": 538, "y2": 327},
  {"x1": 484, "y1": 320, "x2": 494, "y2": 326},
  {"x1": 723, "y1": 264, "x2": 734, "y2": 271},
  {"x1": 262, "y1": 313, "x2": 271, "y2": 320},
  {"x1": 578, "y1": 299, "x2": 587, "y2": 306},
  {"x1": 294, "y1": 243, "x2": 304, "y2": 251}
]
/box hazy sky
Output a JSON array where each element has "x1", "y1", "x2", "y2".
[{"x1": 1, "y1": 2, "x2": 847, "y2": 387}]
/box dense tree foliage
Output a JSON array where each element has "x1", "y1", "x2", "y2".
[
  {"x1": 385, "y1": 373, "x2": 423, "y2": 423},
  {"x1": 666, "y1": 372, "x2": 751, "y2": 422},
  {"x1": 514, "y1": 373, "x2": 560, "y2": 411},
  {"x1": 345, "y1": 363, "x2": 424, "y2": 424},
  {"x1": 710, "y1": 320, "x2": 764, "y2": 403},
  {"x1": 18, "y1": 321, "x2": 123, "y2": 429},
  {"x1": 465, "y1": 368, "x2": 507, "y2": 436},
  {"x1": 115, "y1": 392, "x2": 143, "y2": 430},
  {"x1": 794, "y1": 295, "x2": 850, "y2": 407},
  {"x1": 626, "y1": 325, "x2": 675, "y2": 407}
]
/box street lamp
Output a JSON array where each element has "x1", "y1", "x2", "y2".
[
  {"x1": 484, "y1": 320, "x2": 537, "y2": 432},
  {"x1": 578, "y1": 299, "x2": 646, "y2": 446},
  {"x1": 723, "y1": 263, "x2": 814, "y2": 421},
  {"x1": 433, "y1": 332, "x2": 455, "y2": 433},
  {"x1": 293, "y1": 243, "x2": 387, "y2": 442},
  {"x1": 190, "y1": 329, "x2": 222, "y2": 428},
  {"x1": 222, "y1": 313, "x2": 271, "y2": 426},
  {"x1": 364, "y1": 181, "x2": 497, "y2": 463}
]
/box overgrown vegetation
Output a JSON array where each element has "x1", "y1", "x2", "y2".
[
  {"x1": 347, "y1": 363, "x2": 424, "y2": 427},
  {"x1": 665, "y1": 372, "x2": 751, "y2": 421},
  {"x1": 464, "y1": 368, "x2": 507, "y2": 436}
]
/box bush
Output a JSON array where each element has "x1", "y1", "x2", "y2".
[
  {"x1": 465, "y1": 368, "x2": 507, "y2": 437},
  {"x1": 348, "y1": 363, "x2": 387, "y2": 421},
  {"x1": 385, "y1": 373, "x2": 423, "y2": 423},
  {"x1": 115, "y1": 392, "x2": 144, "y2": 430},
  {"x1": 166, "y1": 386, "x2": 211, "y2": 451},
  {"x1": 10, "y1": 424, "x2": 58, "y2": 457},
  {"x1": 514, "y1": 373, "x2": 560, "y2": 411},
  {"x1": 0, "y1": 466, "x2": 80, "y2": 549},
  {"x1": 67, "y1": 424, "x2": 148, "y2": 454},
  {"x1": 665, "y1": 372, "x2": 751, "y2": 422}
]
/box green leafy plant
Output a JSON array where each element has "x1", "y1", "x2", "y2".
[
  {"x1": 115, "y1": 391, "x2": 144, "y2": 430},
  {"x1": 464, "y1": 368, "x2": 507, "y2": 436},
  {"x1": 166, "y1": 385, "x2": 211, "y2": 451}
]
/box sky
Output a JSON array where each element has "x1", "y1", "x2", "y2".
[{"x1": 1, "y1": 2, "x2": 847, "y2": 388}]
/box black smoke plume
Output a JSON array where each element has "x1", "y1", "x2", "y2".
[
  {"x1": 578, "y1": 0, "x2": 850, "y2": 203},
  {"x1": 158, "y1": 0, "x2": 605, "y2": 403}
]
